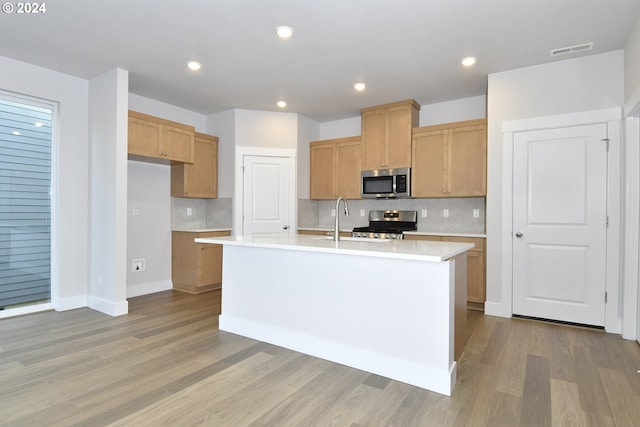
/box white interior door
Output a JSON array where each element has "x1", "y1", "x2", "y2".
[
  {"x1": 242, "y1": 155, "x2": 291, "y2": 236},
  {"x1": 512, "y1": 124, "x2": 608, "y2": 326}
]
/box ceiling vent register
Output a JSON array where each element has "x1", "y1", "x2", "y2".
[{"x1": 550, "y1": 42, "x2": 594, "y2": 57}]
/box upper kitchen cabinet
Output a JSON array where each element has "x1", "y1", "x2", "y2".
[
  {"x1": 171, "y1": 132, "x2": 218, "y2": 198},
  {"x1": 310, "y1": 136, "x2": 361, "y2": 200},
  {"x1": 361, "y1": 99, "x2": 420, "y2": 170},
  {"x1": 128, "y1": 110, "x2": 195, "y2": 163},
  {"x1": 412, "y1": 119, "x2": 487, "y2": 198}
]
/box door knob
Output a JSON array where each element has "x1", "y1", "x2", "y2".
[
  {"x1": 283, "y1": 225, "x2": 289, "y2": 230},
  {"x1": 515, "y1": 231, "x2": 523, "y2": 238}
]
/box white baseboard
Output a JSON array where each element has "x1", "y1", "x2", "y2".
[
  {"x1": 88, "y1": 295, "x2": 128, "y2": 316},
  {"x1": 54, "y1": 294, "x2": 88, "y2": 311}
]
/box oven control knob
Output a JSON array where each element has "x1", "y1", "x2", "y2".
[
  {"x1": 390, "y1": 234, "x2": 396, "y2": 239},
  {"x1": 373, "y1": 233, "x2": 379, "y2": 238}
]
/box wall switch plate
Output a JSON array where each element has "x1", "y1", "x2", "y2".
[
  {"x1": 473, "y1": 208, "x2": 480, "y2": 218},
  {"x1": 132, "y1": 259, "x2": 145, "y2": 272},
  {"x1": 443, "y1": 209, "x2": 449, "y2": 218},
  {"x1": 186, "y1": 207, "x2": 192, "y2": 216},
  {"x1": 360, "y1": 209, "x2": 365, "y2": 217},
  {"x1": 421, "y1": 209, "x2": 428, "y2": 217}
]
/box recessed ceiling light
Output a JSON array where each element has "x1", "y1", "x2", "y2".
[
  {"x1": 277, "y1": 100, "x2": 287, "y2": 108},
  {"x1": 275, "y1": 26, "x2": 293, "y2": 39},
  {"x1": 34, "y1": 122, "x2": 43, "y2": 127},
  {"x1": 187, "y1": 61, "x2": 202, "y2": 71},
  {"x1": 354, "y1": 82, "x2": 366, "y2": 92},
  {"x1": 461, "y1": 57, "x2": 477, "y2": 67},
  {"x1": 12, "y1": 131, "x2": 20, "y2": 135}
]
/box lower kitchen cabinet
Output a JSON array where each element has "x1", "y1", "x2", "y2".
[
  {"x1": 172, "y1": 230, "x2": 230, "y2": 293},
  {"x1": 405, "y1": 234, "x2": 485, "y2": 309}
]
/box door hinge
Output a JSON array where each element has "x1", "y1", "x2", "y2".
[
  {"x1": 605, "y1": 291, "x2": 608, "y2": 303},
  {"x1": 601, "y1": 138, "x2": 610, "y2": 152},
  {"x1": 606, "y1": 216, "x2": 609, "y2": 227}
]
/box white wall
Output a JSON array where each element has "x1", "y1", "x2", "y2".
[
  {"x1": 296, "y1": 115, "x2": 319, "y2": 199},
  {"x1": 88, "y1": 68, "x2": 129, "y2": 316},
  {"x1": 206, "y1": 109, "x2": 236, "y2": 198},
  {"x1": 624, "y1": 14, "x2": 640, "y2": 107},
  {"x1": 234, "y1": 109, "x2": 298, "y2": 149},
  {"x1": 486, "y1": 51, "x2": 624, "y2": 321},
  {"x1": 318, "y1": 116, "x2": 361, "y2": 140},
  {"x1": 0, "y1": 55, "x2": 90, "y2": 311},
  {"x1": 418, "y1": 96, "x2": 486, "y2": 126},
  {"x1": 127, "y1": 94, "x2": 207, "y2": 296}
]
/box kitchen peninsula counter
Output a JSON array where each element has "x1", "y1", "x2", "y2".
[{"x1": 196, "y1": 234, "x2": 472, "y2": 396}]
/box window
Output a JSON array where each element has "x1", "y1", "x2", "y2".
[{"x1": 0, "y1": 96, "x2": 53, "y2": 309}]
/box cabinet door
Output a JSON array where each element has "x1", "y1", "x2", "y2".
[
  {"x1": 443, "y1": 237, "x2": 485, "y2": 305},
  {"x1": 189, "y1": 136, "x2": 217, "y2": 197},
  {"x1": 411, "y1": 130, "x2": 447, "y2": 197},
  {"x1": 336, "y1": 140, "x2": 361, "y2": 199},
  {"x1": 128, "y1": 117, "x2": 162, "y2": 157},
  {"x1": 465, "y1": 250, "x2": 485, "y2": 303},
  {"x1": 448, "y1": 124, "x2": 487, "y2": 197},
  {"x1": 386, "y1": 105, "x2": 414, "y2": 168},
  {"x1": 198, "y1": 244, "x2": 223, "y2": 287},
  {"x1": 361, "y1": 109, "x2": 386, "y2": 169},
  {"x1": 310, "y1": 142, "x2": 337, "y2": 199},
  {"x1": 163, "y1": 125, "x2": 194, "y2": 163},
  {"x1": 171, "y1": 134, "x2": 218, "y2": 198}
]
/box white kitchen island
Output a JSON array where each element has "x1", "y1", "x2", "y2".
[{"x1": 195, "y1": 234, "x2": 473, "y2": 396}]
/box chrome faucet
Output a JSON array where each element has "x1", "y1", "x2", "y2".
[{"x1": 334, "y1": 196, "x2": 350, "y2": 242}]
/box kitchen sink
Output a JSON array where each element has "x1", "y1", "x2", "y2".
[{"x1": 311, "y1": 236, "x2": 392, "y2": 243}]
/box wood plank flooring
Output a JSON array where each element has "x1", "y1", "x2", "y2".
[{"x1": 1, "y1": 290, "x2": 639, "y2": 426}]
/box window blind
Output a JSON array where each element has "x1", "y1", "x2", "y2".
[{"x1": 0, "y1": 98, "x2": 52, "y2": 309}]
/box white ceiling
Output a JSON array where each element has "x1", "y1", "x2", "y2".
[{"x1": 1, "y1": 0, "x2": 639, "y2": 122}]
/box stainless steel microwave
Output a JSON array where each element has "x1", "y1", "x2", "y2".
[{"x1": 361, "y1": 167, "x2": 411, "y2": 199}]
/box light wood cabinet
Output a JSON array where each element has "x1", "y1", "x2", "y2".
[
  {"x1": 404, "y1": 234, "x2": 485, "y2": 309},
  {"x1": 171, "y1": 230, "x2": 230, "y2": 293},
  {"x1": 412, "y1": 119, "x2": 486, "y2": 197},
  {"x1": 310, "y1": 136, "x2": 361, "y2": 199},
  {"x1": 128, "y1": 110, "x2": 195, "y2": 163},
  {"x1": 361, "y1": 99, "x2": 420, "y2": 170},
  {"x1": 171, "y1": 132, "x2": 218, "y2": 198}
]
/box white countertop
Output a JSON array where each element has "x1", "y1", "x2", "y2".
[{"x1": 196, "y1": 233, "x2": 474, "y2": 262}]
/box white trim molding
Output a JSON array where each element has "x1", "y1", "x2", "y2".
[{"x1": 489, "y1": 108, "x2": 623, "y2": 334}]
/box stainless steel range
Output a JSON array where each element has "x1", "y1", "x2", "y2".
[{"x1": 352, "y1": 210, "x2": 418, "y2": 240}]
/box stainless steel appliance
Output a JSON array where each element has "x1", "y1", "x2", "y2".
[
  {"x1": 361, "y1": 167, "x2": 411, "y2": 199},
  {"x1": 352, "y1": 210, "x2": 417, "y2": 240}
]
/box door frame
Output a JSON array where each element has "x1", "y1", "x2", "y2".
[
  {"x1": 623, "y1": 88, "x2": 640, "y2": 341},
  {"x1": 233, "y1": 146, "x2": 297, "y2": 236},
  {"x1": 496, "y1": 108, "x2": 622, "y2": 333}
]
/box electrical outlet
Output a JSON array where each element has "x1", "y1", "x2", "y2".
[
  {"x1": 421, "y1": 208, "x2": 428, "y2": 217},
  {"x1": 360, "y1": 209, "x2": 365, "y2": 217},
  {"x1": 331, "y1": 209, "x2": 336, "y2": 217},
  {"x1": 132, "y1": 206, "x2": 140, "y2": 216},
  {"x1": 186, "y1": 207, "x2": 192, "y2": 216},
  {"x1": 132, "y1": 259, "x2": 145, "y2": 272},
  {"x1": 443, "y1": 209, "x2": 449, "y2": 218},
  {"x1": 473, "y1": 208, "x2": 480, "y2": 218}
]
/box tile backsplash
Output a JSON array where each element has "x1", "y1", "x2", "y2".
[
  {"x1": 171, "y1": 196, "x2": 485, "y2": 234},
  {"x1": 171, "y1": 197, "x2": 232, "y2": 229},
  {"x1": 299, "y1": 197, "x2": 485, "y2": 234}
]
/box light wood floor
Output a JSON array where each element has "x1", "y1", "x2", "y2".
[{"x1": 1, "y1": 290, "x2": 639, "y2": 426}]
